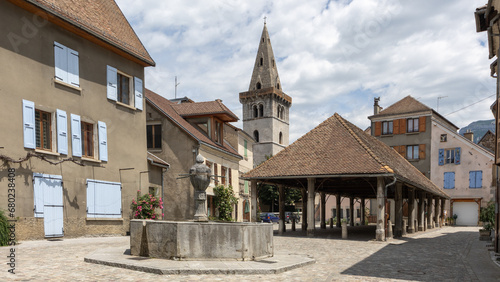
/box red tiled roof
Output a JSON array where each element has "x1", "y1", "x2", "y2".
[
  {"x1": 145, "y1": 89, "x2": 241, "y2": 158},
  {"x1": 21, "y1": 0, "x2": 154, "y2": 66},
  {"x1": 172, "y1": 100, "x2": 239, "y2": 122},
  {"x1": 369, "y1": 96, "x2": 431, "y2": 118},
  {"x1": 243, "y1": 113, "x2": 448, "y2": 198}
]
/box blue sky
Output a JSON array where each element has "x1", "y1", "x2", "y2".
[{"x1": 116, "y1": 0, "x2": 495, "y2": 142}]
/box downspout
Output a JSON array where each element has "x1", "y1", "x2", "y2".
[
  {"x1": 385, "y1": 176, "x2": 397, "y2": 240},
  {"x1": 161, "y1": 166, "x2": 169, "y2": 220}
]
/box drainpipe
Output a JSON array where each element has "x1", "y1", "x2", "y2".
[
  {"x1": 161, "y1": 166, "x2": 169, "y2": 220},
  {"x1": 385, "y1": 176, "x2": 397, "y2": 240}
]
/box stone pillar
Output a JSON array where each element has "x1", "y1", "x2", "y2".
[
  {"x1": 336, "y1": 194, "x2": 341, "y2": 228},
  {"x1": 418, "y1": 191, "x2": 425, "y2": 232},
  {"x1": 349, "y1": 197, "x2": 355, "y2": 227},
  {"x1": 394, "y1": 182, "x2": 403, "y2": 237},
  {"x1": 320, "y1": 192, "x2": 326, "y2": 229},
  {"x1": 301, "y1": 188, "x2": 307, "y2": 231},
  {"x1": 376, "y1": 177, "x2": 385, "y2": 241},
  {"x1": 408, "y1": 188, "x2": 415, "y2": 234},
  {"x1": 307, "y1": 178, "x2": 315, "y2": 237},
  {"x1": 427, "y1": 194, "x2": 433, "y2": 229},
  {"x1": 278, "y1": 184, "x2": 285, "y2": 234},
  {"x1": 440, "y1": 198, "x2": 446, "y2": 227},
  {"x1": 251, "y1": 180, "x2": 258, "y2": 222},
  {"x1": 434, "y1": 197, "x2": 440, "y2": 228},
  {"x1": 361, "y1": 198, "x2": 366, "y2": 225}
]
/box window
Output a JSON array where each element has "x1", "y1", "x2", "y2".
[
  {"x1": 382, "y1": 121, "x2": 393, "y2": 135},
  {"x1": 54, "y1": 42, "x2": 79, "y2": 87},
  {"x1": 147, "y1": 124, "x2": 162, "y2": 149},
  {"x1": 35, "y1": 109, "x2": 52, "y2": 150},
  {"x1": 214, "y1": 120, "x2": 222, "y2": 144},
  {"x1": 445, "y1": 148, "x2": 455, "y2": 164},
  {"x1": 86, "y1": 179, "x2": 121, "y2": 218},
  {"x1": 117, "y1": 73, "x2": 130, "y2": 104},
  {"x1": 443, "y1": 172, "x2": 455, "y2": 189},
  {"x1": 244, "y1": 180, "x2": 249, "y2": 194},
  {"x1": 256, "y1": 82, "x2": 262, "y2": 89},
  {"x1": 253, "y1": 105, "x2": 258, "y2": 118},
  {"x1": 439, "y1": 147, "x2": 461, "y2": 165},
  {"x1": 406, "y1": 145, "x2": 419, "y2": 160},
  {"x1": 407, "y1": 118, "x2": 419, "y2": 133},
  {"x1": 106, "y1": 65, "x2": 143, "y2": 110},
  {"x1": 221, "y1": 166, "x2": 227, "y2": 185},
  {"x1": 81, "y1": 121, "x2": 94, "y2": 158},
  {"x1": 244, "y1": 140, "x2": 248, "y2": 158},
  {"x1": 357, "y1": 208, "x2": 361, "y2": 218},
  {"x1": 260, "y1": 57, "x2": 263, "y2": 66},
  {"x1": 214, "y1": 164, "x2": 219, "y2": 185},
  {"x1": 469, "y1": 171, "x2": 483, "y2": 188},
  {"x1": 259, "y1": 104, "x2": 264, "y2": 117},
  {"x1": 440, "y1": 134, "x2": 447, "y2": 142},
  {"x1": 254, "y1": 130, "x2": 259, "y2": 142},
  {"x1": 228, "y1": 168, "x2": 232, "y2": 186},
  {"x1": 279, "y1": 132, "x2": 283, "y2": 145}
]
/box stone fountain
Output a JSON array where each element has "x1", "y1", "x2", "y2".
[{"x1": 130, "y1": 154, "x2": 273, "y2": 261}]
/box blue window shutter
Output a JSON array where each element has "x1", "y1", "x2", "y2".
[
  {"x1": 86, "y1": 179, "x2": 96, "y2": 218},
  {"x1": 98, "y1": 121, "x2": 108, "y2": 161},
  {"x1": 67, "y1": 48, "x2": 79, "y2": 87},
  {"x1": 477, "y1": 171, "x2": 482, "y2": 188},
  {"x1": 134, "y1": 77, "x2": 143, "y2": 110},
  {"x1": 87, "y1": 179, "x2": 121, "y2": 218},
  {"x1": 70, "y1": 114, "x2": 82, "y2": 157},
  {"x1": 33, "y1": 173, "x2": 45, "y2": 217},
  {"x1": 455, "y1": 147, "x2": 461, "y2": 164},
  {"x1": 107, "y1": 65, "x2": 117, "y2": 101},
  {"x1": 23, "y1": 99, "x2": 36, "y2": 149},
  {"x1": 451, "y1": 172, "x2": 455, "y2": 188},
  {"x1": 54, "y1": 42, "x2": 67, "y2": 82},
  {"x1": 56, "y1": 109, "x2": 68, "y2": 154},
  {"x1": 438, "y1": 149, "x2": 444, "y2": 166},
  {"x1": 469, "y1": 171, "x2": 474, "y2": 188}
]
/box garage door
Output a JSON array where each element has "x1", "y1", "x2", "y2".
[{"x1": 453, "y1": 202, "x2": 478, "y2": 226}]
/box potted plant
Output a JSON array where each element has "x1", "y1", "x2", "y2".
[
  {"x1": 452, "y1": 214, "x2": 458, "y2": 226},
  {"x1": 479, "y1": 201, "x2": 495, "y2": 240}
]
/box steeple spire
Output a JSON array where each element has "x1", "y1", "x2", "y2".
[{"x1": 248, "y1": 24, "x2": 282, "y2": 91}]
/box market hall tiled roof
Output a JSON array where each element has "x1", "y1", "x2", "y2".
[
  {"x1": 171, "y1": 100, "x2": 239, "y2": 122},
  {"x1": 243, "y1": 113, "x2": 449, "y2": 198},
  {"x1": 14, "y1": 0, "x2": 155, "y2": 66},
  {"x1": 145, "y1": 89, "x2": 241, "y2": 158}
]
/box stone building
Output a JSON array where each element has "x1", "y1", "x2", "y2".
[
  {"x1": 0, "y1": 0, "x2": 154, "y2": 239},
  {"x1": 239, "y1": 23, "x2": 292, "y2": 167},
  {"x1": 369, "y1": 96, "x2": 495, "y2": 226}
]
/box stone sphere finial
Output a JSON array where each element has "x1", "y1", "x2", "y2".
[{"x1": 195, "y1": 154, "x2": 204, "y2": 164}]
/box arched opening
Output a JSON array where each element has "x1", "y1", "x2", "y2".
[
  {"x1": 254, "y1": 130, "x2": 259, "y2": 142},
  {"x1": 256, "y1": 82, "x2": 261, "y2": 89},
  {"x1": 277, "y1": 105, "x2": 281, "y2": 119},
  {"x1": 253, "y1": 105, "x2": 258, "y2": 118},
  {"x1": 272, "y1": 59, "x2": 275, "y2": 67},
  {"x1": 259, "y1": 57, "x2": 263, "y2": 66},
  {"x1": 277, "y1": 83, "x2": 280, "y2": 89},
  {"x1": 259, "y1": 104, "x2": 264, "y2": 117},
  {"x1": 279, "y1": 132, "x2": 283, "y2": 144}
]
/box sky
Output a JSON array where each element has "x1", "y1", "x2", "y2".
[{"x1": 115, "y1": 0, "x2": 495, "y2": 143}]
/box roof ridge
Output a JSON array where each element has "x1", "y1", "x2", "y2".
[{"x1": 334, "y1": 113, "x2": 391, "y2": 173}]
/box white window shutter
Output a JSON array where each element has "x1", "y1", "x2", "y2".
[
  {"x1": 98, "y1": 121, "x2": 108, "y2": 161},
  {"x1": 70, "y1": 114, "x2": 82, "y2": 157},
  {"x1": 67, "y1": 48, "x2": 79, "y2": 87},
  {"x1": 56, "y1": 109, "x2": 68, "y2": 155},
  {"x1": 134, "y1": 77, "x2": 143, "y2": 110},
  {"x1": 107, "y1": 65, "x2": 117, "y2": 101},
  {"x1": 54, "y1": 42, "x2": 68, "y2": 83},
  {"x1": 86, "y1": 180, "x2": 96, "y2": 218},
  {"x1": 87, "y1": 179, "x2": 121, "y2": 218},
  {"x1": 23, "y1": 99, "x2": 36, "y2": 149},
  {"x1": 33, "y1": 173, "x2": 45, "y2": 217}
]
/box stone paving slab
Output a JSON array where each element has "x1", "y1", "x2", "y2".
[{"x1": 84, "y1": 247, "x2": 316, "y2": 275}]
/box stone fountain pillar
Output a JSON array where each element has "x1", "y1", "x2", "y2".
[{"x1": 189, "y1": 154, "x2": 211, "y2": 222}]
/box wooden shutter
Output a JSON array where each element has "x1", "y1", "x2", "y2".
[
  {"x1": 419, "y1": 144, "x2": 426, "y2": 159},
  {"x1": 374, "y1": 122, "x2": 381, "y2": 136},
  {"x1": 455, "y1": 147, "x2": 461, "y2": 164},
  {"x1": 393, "y1": 119, "x2": 400, "y2": 135},
  {"x1": 438, "y1": 149, "x2": 444, "y2": 166},
  {"x1": 214, "y1": 164, "x2": 218, "y2": 185},
  {"x1": 56, "y1": 109, "x2": 68, "y2": 155},
  {"x1": 419, "y1": 116, "x2": 426, "y2": 132},
  {"x1": 70, "y1": 114, "x2": 82, "y2": 157},
  {"x1": 469, "y1": 171, "x2": 475, "y2": 188},
  {"x1": 399, "y1": 119, "x2": 406, "y2": 133},
  {"x1": 23, "y1": 99, "x2": 36, "y2": 149},
  {"x1": 87, "y1": 179, "x2": 121, "y2": 218},
  {"x1": 477, "y1": 171, "x2": 483, "y2": 187},
  {"x1": 134, "y1": 77, "x2": 143, "y2": 110},
  {"x1": 98, "y1": 121, "x2": 108, "y2": 161},
  {"x1": 54, "y1": 42, "x2": 67, "y2": 82},
  {"x1": 399, "y1": 145, "x2": 406, "y2": 157},
  {"x1": 106, "y1": 65, "x2": 117, "y2": 101},
  {"x1": 33, "y1": 173, "x2": 45, "y2": 217},
  {"x1": 67, "y1": 48, "x2": 79, "y2": 87},
  {"x1": 43, "y1": 175, "x2": 64, "y2": 237}
]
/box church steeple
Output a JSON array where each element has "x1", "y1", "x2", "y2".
[{"x1": 248, "y1": 23, "x2": 282, "y2": 91}]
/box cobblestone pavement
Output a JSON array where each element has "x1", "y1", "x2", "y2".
[{"x1": 1, "y1": 226, "x2": 499, "y2": 281}]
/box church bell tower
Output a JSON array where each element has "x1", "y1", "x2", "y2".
[{"x1": 239, "y1": 23, "x2": 292, "y2": 167}]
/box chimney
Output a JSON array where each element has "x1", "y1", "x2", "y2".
[
  {"x1": 374, "y1": 97, "x2": 382, "y2": 115},
  {"x1": 463, "y1": 130, "x2": 474, "y2": 142}
]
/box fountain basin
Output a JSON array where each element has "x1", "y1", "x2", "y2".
[{"x1": 130, "y1": 220, "x2": 273, "y2": 260}]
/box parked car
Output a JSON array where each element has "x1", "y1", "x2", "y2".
[
  {"x1": 284, "y1": 212, "x2": 300, "y2": 223},
  {"x1": 260, "y1": 212, "x2": 279, "y2": 223}
]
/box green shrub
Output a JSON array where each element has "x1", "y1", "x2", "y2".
[
  {"x1": 213, "y1": 185, "x2": 237, "y2": 221},
  {"x1": 0, "y1": 210, "x2": 9, "y2": 246},
  {"x1": 480, "y1": 201, "x2": 495, "y2": 227},
  {"x1": 131, "y1": 192, "x2": 163, "y2": 219}
]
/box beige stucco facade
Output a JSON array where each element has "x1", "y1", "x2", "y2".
[{"x1": 0, "y1": 1, "x2": 151, "y2": 239}]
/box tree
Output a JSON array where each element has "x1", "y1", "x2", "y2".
[{"x1": 213, "y1": 185, "x2": 238, "y2": 221}]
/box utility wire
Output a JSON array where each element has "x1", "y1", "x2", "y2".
[{"x1": 444, "y1": 94, "x2": 495, "y2": 116}]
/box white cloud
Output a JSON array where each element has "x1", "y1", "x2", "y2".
[{"x1": 116, "y1": 0, "x2": 495, "y2": 142}]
